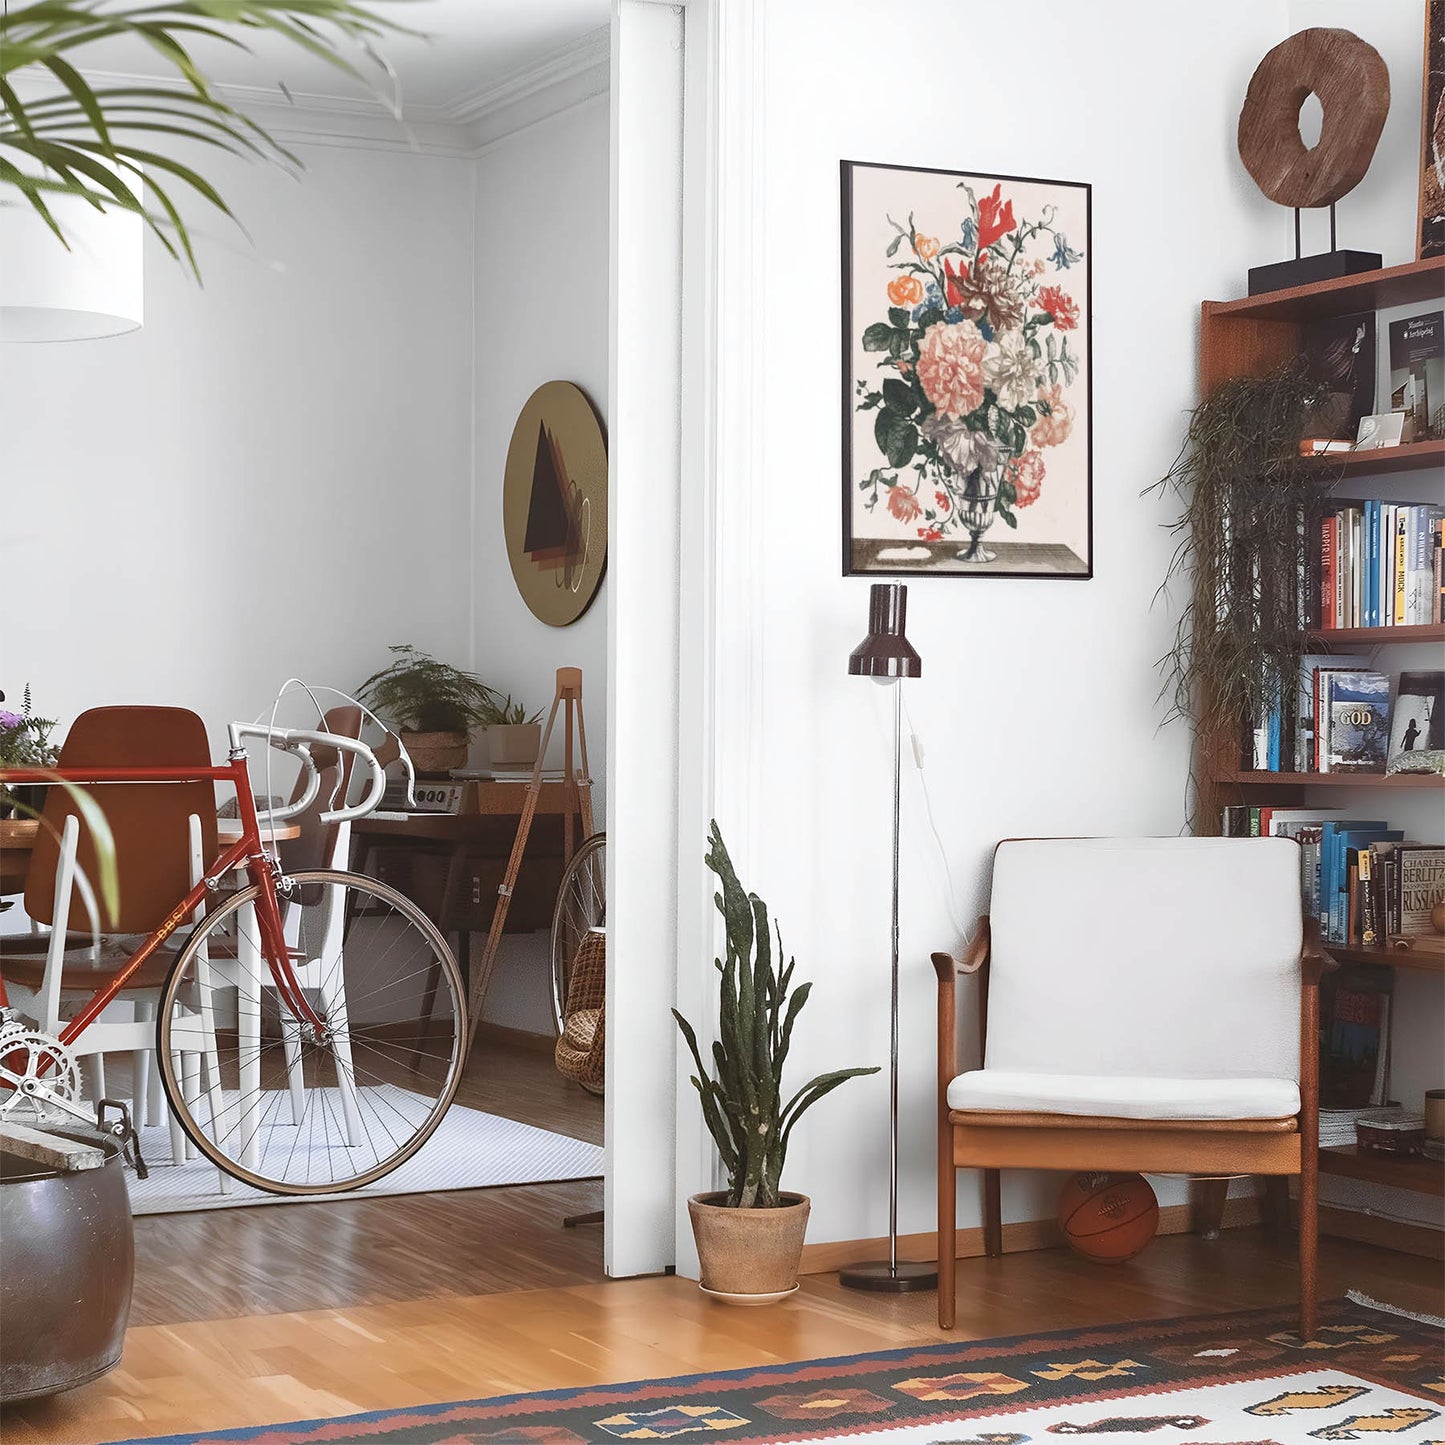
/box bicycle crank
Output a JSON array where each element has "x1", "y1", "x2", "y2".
[{"x1": 0, "y1": 1025, "x2": 91, "y2": 1128}]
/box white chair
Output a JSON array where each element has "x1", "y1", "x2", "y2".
[
  {"x1": 932, "y1": 836, "x2": 1321, "y2": 1337},
  {"x1": 0, "y1": 705, "x2": 228, "y2": 1182}
]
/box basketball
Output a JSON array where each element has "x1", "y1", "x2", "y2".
[{"x1": 1056, "y1": 1172, "x2": 1159, "y2": 1264}]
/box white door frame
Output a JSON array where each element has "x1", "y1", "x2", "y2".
[{"x1": 606, "y1": 0, "x2": 765, "y2": 1278}]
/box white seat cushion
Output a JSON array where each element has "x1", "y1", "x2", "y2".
[{"x1": 947, "y1": 1069, "x2": 1300, "y2": 1121}]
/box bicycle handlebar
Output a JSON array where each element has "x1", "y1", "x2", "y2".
[{"x1": 226, "y1": 723, "x2": 397, "y2": 826}]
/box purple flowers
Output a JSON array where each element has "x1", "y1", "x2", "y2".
[{"x1": 0, "y1": 711, "x2": 24, "y2": 730}]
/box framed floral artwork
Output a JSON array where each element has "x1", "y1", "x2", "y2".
[{"x1": 841, "y1": 160, "x2": 1092, "y2": 578}]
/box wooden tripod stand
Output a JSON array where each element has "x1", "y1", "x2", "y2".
[{"x1": 465, "y1": 666, "x2": 594, "y2": 1052}]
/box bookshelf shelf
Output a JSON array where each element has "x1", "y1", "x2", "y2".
[
  {"x1": 1205, "y1": 256, "x2": 1445, "y2": 323},
  {"x1": 1307, "y1": 623, "x2": 1445, "y2": 645},
  {"x1": 1323, "y1": 943, "x2": 1445, "y2": 975},
  {"x1": 1319, "y1": 1145, "x2": 1445, "y2": 1197},
  {"x1": 1309, "y1": 438, "x2": 1445, "y2": 479},
  {"x1": 1213, "y1": 770, "x2": 1445, "y2": 789}
]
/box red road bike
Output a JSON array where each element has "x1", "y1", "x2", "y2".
[{"x1": 0, "y1": 722, "x2": 467, "y2": 1194}]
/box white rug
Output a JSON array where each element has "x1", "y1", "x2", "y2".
[{"x1": 125, "y1": 1101, "x2": 604, "y2": 1214}]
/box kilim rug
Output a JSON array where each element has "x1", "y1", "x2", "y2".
[{"x1": 105, "y1": 1294, "x2": 1442, "y2": 1445}]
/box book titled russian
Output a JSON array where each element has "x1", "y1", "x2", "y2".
[
  {"x1": 1396, "y1": 845, "x2": 1445, "y2": 936},
  {"x1": 1321, "y1": 671, "x2": 1391, "y2": 773},
  {"x1": 1388, "y1": 311, "x2": 1444, "y2": 441}
]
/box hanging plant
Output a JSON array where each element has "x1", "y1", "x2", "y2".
[{"x1": 1147, "y1": 359, "x2": 1334, "y2": 811}]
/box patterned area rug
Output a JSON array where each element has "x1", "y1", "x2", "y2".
[{"x1": 106, "y1": 1296, "x2": 1442, "y2": 1445}]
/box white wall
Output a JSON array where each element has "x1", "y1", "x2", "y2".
[
  {"x1": 469, "y1": 95, "x2": 612, "y2": 1033},
  {"x1": 0, "y1": 143, "x2": 475, "y2": 741},
  {"x1": 692, "y1": 0, "x2": 1306, "y2": 1250}
]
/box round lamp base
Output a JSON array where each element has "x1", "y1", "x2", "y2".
[{"x1": 837, "y1": 1259, "x2": 938, "y2": 1293}]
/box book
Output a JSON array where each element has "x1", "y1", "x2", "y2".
[
  {"x1": 1298, "y1": 653, "x2": 1368, "y2": 773},
  {"x1": 1321, "y1": 671, "x2": 1390, "y2": 773},
  {"x1": 1388, "y1": 311, "x2": 1444, "y2": 441},
  {"x1": 1319, "y1": 966, "x2": 1393, "y2": 1109},
  {"x1": 1396, "y1": 844, "x2": 1445, "y2": 935},
  {"x1": 1394, "y1": 510, "x2": 1408, "y2": 624},
  {"x1": 1406, "y1": 505, "x2": 1445, "y2": 623},
  {"x1": 1386, "y1": 670, "x2": 1444, "y2": 766},
  {"x1": 1303, "y1": 311, "x2": 1377, "y2": 440}
]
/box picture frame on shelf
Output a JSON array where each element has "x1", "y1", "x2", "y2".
[
  {"x1": 1419, "y1": 0, "x2": 1445, "y2": 260},
  {"x1": 841, "y1": 160, "x2": 1092, "y2": 579}
]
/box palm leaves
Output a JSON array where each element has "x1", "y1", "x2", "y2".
[
  {"x1": 673, "y1": 822, "x2": 878, "y2": 1209},
  {"x1": 1, "y1": 1, "x2": 409, "y2": 277}
]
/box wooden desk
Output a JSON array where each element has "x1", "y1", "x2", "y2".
[{"x1": 351, "y1": 780, "x2": 589, "y2": 989}]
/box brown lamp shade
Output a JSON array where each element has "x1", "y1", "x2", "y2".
[{"x1": 848, "y1": 583, "x2": 921, "y2": 680}]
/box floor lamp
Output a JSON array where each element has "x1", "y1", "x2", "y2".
[{"x1": 840, "y1": 582, "x2": 937, "y2": 1293}]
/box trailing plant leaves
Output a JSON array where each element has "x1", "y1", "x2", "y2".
[{"x1": 1145, "y1": 359, "x2": 1333, "y2": 827}]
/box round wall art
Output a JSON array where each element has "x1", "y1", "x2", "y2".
[{"x1": 502, "y1": 380, "x2": 608, "y2": 628}]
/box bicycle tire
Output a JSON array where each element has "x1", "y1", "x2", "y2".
[
  {"x1": 549, "y1": 832, "x2": 606, "y2": 1036},
  {"x1": 156, "y1": 868, "x2": 467, "y2": 1195}
]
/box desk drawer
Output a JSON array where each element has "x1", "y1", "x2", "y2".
[{"x1": 358, "y1": 844, "x2": 563, "y2": 936}]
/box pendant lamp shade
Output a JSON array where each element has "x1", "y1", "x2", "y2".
[{"x1": 0, "y1": 176, "x2": 143, "y2": 343}]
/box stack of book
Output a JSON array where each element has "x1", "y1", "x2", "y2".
[
  {"x1": 1320, "y1": 1104, "x2": 1401, "y2": 1146},
  {"x1": 1244, "y1": 666, "x2": 1443, "y2": 776},
  {"x1": 1219, "y1": 808, "x2": 1444, "y2": 949},
  {"x1": 1314, "y1": 501, "x2": 1445, "y2": 629}
]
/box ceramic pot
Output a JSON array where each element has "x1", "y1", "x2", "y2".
[
  {"x1": 687, "y1": 1191, "x2": 810, "y2": 1302},
  {"x1": 401, "y1": 730, "x2": 469, "y2": 778},
  {"x1": 486, "y1": 723, "x2": 542, "y2": 769},
  {"x1": 0, "y1": 1127, "x2": 134, "y2": 1402}
]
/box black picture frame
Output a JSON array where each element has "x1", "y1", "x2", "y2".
[{"x1": 841, "y1": 159, "x2": 1093, "y2": 579}]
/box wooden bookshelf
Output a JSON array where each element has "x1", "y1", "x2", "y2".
[
  {"x1": 1309, "y1": 438, "x2": 1445, "y2": 479},
  {"x1": 1206, "y1": 255, "x2": 1445, "y2": 323},
  {"x1": 1194, "y1": 261, "x2": 1445, "y2": 1247},
  {"x1": 1213, "y1": 770, "x2": 1445, "y2": 789},
  {"x1": 1306, "y1": 623, "x2": 1445, "y2": 646},
  {"x1": 1324, "y1": 942, "x2": 1445, "y2": 975},
  {"x1": 1319, "y1": 1145, "x2": 1445, "y2": 1197}
]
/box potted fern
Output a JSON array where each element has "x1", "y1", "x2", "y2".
[
  {"x1": 673, "y1": 823, "x2": 878, "y2": 1303},
  {"x1": 357, "y1": 646, "x2": 497, "y2": 777}
]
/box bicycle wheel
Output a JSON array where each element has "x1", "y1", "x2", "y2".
[
  {"x1": 157, "y1": 869, "x2": 466, "y2": 1195},
  {"x1": 550, "y1": 833, "x2": 606, "y2": 1035}
]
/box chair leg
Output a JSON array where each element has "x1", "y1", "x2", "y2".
[
  {"x1": 1298, "y1": 1158, "x2": 1318, "y2": 1341},
  {"x1": 1191, "y1": 1176, "x2": 1230, "y2": 1240},
  {"x1": 982, "y1": 1168, "x2": 1002, "y2": 1258},
  {"x1": 938, "y1": 1140, "x2": 956, "y2": 1329}
]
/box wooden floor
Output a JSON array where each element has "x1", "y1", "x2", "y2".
[
  {"x1": 131, "y1": 1026, "x2": 606, "y2": 1325},
  {"x1": 5, "y1": 1039, "x2": 1444, "y2": 1443},
  {"x1": 5, "y1": 1230, "x2": 1442, "y2": 1445}
]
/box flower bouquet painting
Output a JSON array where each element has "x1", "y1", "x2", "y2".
[{"x1": 842, "y1": 161, "x2": 1092, "y2": 578}]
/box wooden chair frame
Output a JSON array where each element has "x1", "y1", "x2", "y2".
[{"x1": 932, "y1": 914, "x2": 1324, "y2": 1338}]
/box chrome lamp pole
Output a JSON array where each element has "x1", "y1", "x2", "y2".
[{"x1": 839, "y1": 582, "x2": 937, "y2": 1293}]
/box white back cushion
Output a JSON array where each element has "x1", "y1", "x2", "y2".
[{"x1": 985, "y1": 838, "x2": 1302, "y2": 1082}]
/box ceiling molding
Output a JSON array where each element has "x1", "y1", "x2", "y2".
[
  {"x1": 18, "y1": 27, "x2": 612, "y2": 158},
  {"x1": 442, "y1": 25, "x2": 610, "y2": 127}
]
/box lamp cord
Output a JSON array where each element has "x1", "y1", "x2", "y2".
[{"x1": 899, "y1": 689, "x2": 969, "y2": 941}]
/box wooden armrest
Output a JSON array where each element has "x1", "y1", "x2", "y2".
[
  {"x1": 932, "y1": 916, "x2": 991, "y2": 982},
  {"x1": 1300, "y1": 916, "x2": 1331, "y2": 987}
]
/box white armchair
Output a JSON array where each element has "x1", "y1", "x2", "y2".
[{"x1": 933, "y1": 836, "x2": 1321, "y2": 1337}]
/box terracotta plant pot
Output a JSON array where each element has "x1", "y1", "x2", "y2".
[
  {"x1": 486, "y1": 723, "x2": 542, "y2": 769},
  {"x1": 687, "y1": 1191, "x2": 810, "y2": 1303},
  {"x1": 401, "y1": 730, "x2": 469, "y2": 778}
]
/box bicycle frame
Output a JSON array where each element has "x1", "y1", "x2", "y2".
[{"x1": 0, "y1": 751, "x2": 326, "y2": 1044}]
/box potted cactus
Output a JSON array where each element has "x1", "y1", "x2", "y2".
[{"x1": 673, "y1": 823, "x2": 878, "y2": 1303}]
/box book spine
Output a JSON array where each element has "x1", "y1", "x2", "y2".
[
  {"x1": 1348, "y1": 507, "x2": 1362, "y2": 629},
  {"x1": 1394, "y1": 511, "x2": 1408, "y2": 625},
  {"x1": 1249, "y1": 807, "x2": 1261, "y2": 838},
  {"x1": 1435, "y1": 517, "x2": 1444, "y2": 625},
  {"x1": 1360, "y1": 848, "x2": 1377, "y2": 947},
  {"x1": 1321, "y1": 515, "x2": 1336, "y2": 629},
  {"x1": 1318, "y1": 673, "x2": 1331, "y2": 773},
  {"x1": 1338, "y1": 511, "x2": 1350, "y2": 629},
  {"x1": 1380, "y1": 504, "x2": 1394, "y2": 626},
  {"x1": 1365, "y1": 501, "x2": 1378, "y2": 629}
]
